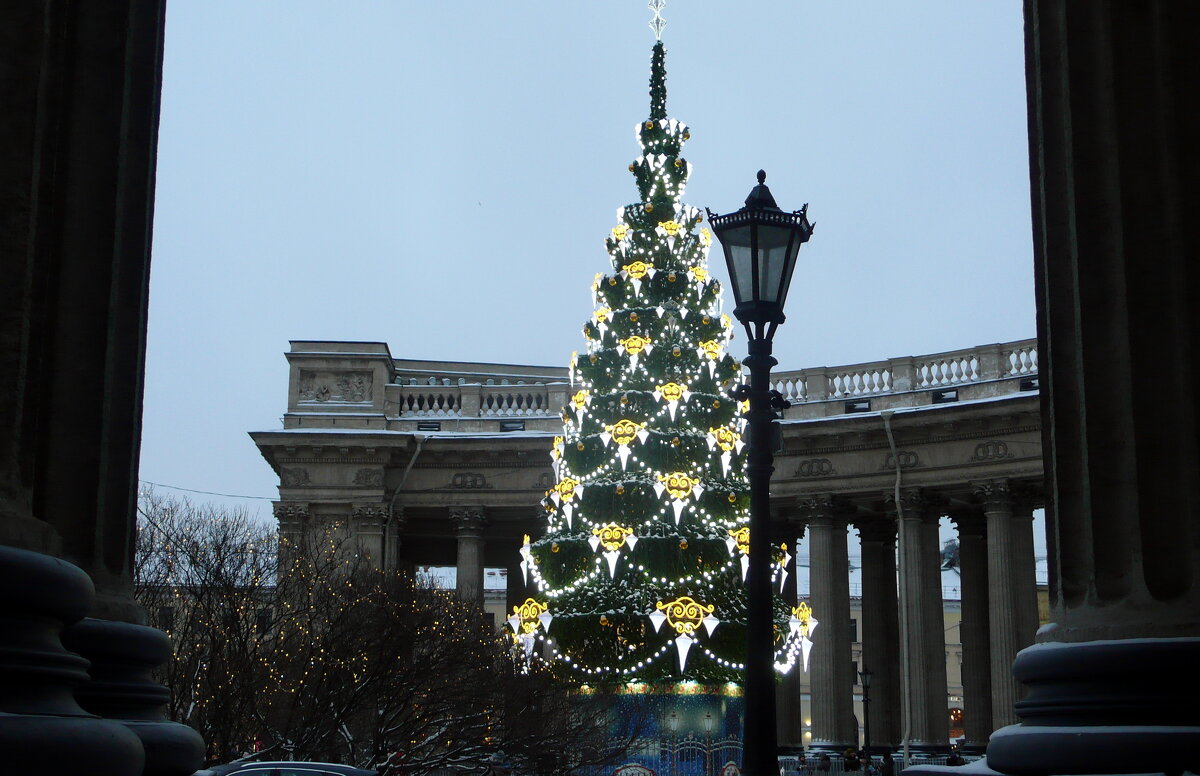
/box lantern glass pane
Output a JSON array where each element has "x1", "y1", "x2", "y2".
[
  {"x1": 721, "y1": 225, "x2": 755, "y2": 305},
  {"x1": 756, "y1": 224, "x2": 795, "y2": 305}
]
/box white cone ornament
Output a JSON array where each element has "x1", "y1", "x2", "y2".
[
  {"x1": 648, "y1": 609, "x2": 667, "y2": 633},
  {"x1": 603, "y1": 550, "x2": 621, "y2": 577},
  {"x1": 538, "y1": 611, "x2": 553, "y2": 633},
  {"x1": 674, "y1": 633, "x2": 695, "y2": 672},
  {"x1": 801, "y1": 616, "x2": 819, "y2": 672},
  {"x1": 702, "y1": 614, "x2": 720, "y2": 636},
  {"x1": 741, "y1": 555, "x2": 750, "y2": 581},
  {"x1": 519, "y1": 535, "x2": 533, "y2": 584},
  {"x1": 588, "y1": 536, "x2": 601, "y2": 552}
]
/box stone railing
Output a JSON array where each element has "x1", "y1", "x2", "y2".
[
  {"x1": 393, "y1": 379, "x2": 565, "y2": 419},
  {"x1": 772, "y1": 339, "x2": 1038, "y2": 403}
]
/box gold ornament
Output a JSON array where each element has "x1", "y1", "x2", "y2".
[
  {"x1": 667, "y1": 272, "x2": 677, "y2": 282},
  {"x1": 661, "y1": 220, "x2": 683, "y2": 237},
  {"x1": 619, "y1": 334, "x2": 651, "y2": 355},
  {"x1": 682, "y1": 131, "x2": 690, "y2": 140},
  {"x1": 702, "y1": 316, "x2": 711, "y2": 325},
  {"x1": 600, "y1": 615, "x2": 610, "y2": 626},
  {"x1": 656, "y1": 596, "x2": 713, "y2": 636},
  {"x1": 628, "y1": 163, "x2": 636, "y2": 172},
  {"x1": 555, "y1": 477, "x2": 579, "y2": 501},
  {"x1": 727, "y1": 493, "x2": 738, "y2": 503},
  {"x1": 512, "y1": 598, "x2": 548, "y2": 634},
  {"x1": 611, "y1": 225, "x2": 629, "y2": 242},
  {"x1": 673, "y1": 159, "x2": 682, "y2": 168},
  {"x1": 571, "y1": 390, "x2": 589, "y2": 410},
  {"x1": 700, "y1": 228, "x2": 713, "y2": 247},
  {"x1": 656, "y1": 381, "x2": 686, "y2": 403},
  {"x1": 658, "y1": 471, "x2": 699, "y2": 500},
  {"x1": 616, "y1": 484, "x2": 626, "y2": 495},
  {"x1": 712, "y1": 400, "x2": 721, "y2": 409},
  {"x1": 645, "y1": 120, "x2": 655, "y2": 130},
  {"x1": 608, "y1": 277, "x2": 618, "y2": 286},
  {"x1": 730, "y1": 526, "x2": 750, "y2": 555},
  {"x1": 700, "y1": 340, "x2": 722, "y2": 360},
  {"x1": 622, "y1": 260, "x2": 652, "y2": 279},
  {"x1": 690, "y1": 266, "x2": 709, "y2": 282},
  {"x1": 671, "y1": 437, "x2": 681, "y2": 447},
  {"x1": 709, "y1": 426, "x2": 740, "y2": 452},
  {"x1": 583, "y1": 324, "x2": 593, "y2": 339},
  {"x1": 577, "y1": 442, "x2": 586, "y2": 451},
  {"x1": 595, "y1": 307, "x2": 611, "y2": 323},
  {"x1": 551, "y1": 543, "x2": 560, "y2": 553},
  {"x1": 589, "y1": 354, "x2": 598, "y2": 363},
  {"x1": 679, "y1": 539, "x2": 689, "y2": 550},
  {"x1": 644, "y1": 203, "x2": 655, "y2": 213},
  {"x1": 606, "y1": 418, "x2": 646, "y2": 447},
  {"x1": 671, "y1": 346, "x2": 682, "y2": 357},
  {"x1": 592, "y1": 522, "x2": 633, "y2": 551},
  {"x1": 793, "y1": 602, "x2": 814, "y2": 638},
  {"x1": 629, "y1": 312, "x2": 639, "y2": 322}
]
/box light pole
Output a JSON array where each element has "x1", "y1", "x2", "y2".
[
  {"x1": 709, "y1": 171, "x2": 814, "y2": 776},
  {"x1": 705, "y1": 711, "x2": 714, "y2": 776},
  {"x1": 860, "y1": 668, "x2": 874, "y2": 765}
]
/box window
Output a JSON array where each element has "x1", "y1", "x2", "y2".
[
  {"x1": 256, "y1": 608, "x2": 272, "y2": 636},
  {"x1": 851, "y1": 660, "x2": 859, "y2": 685},
  {"x1": 156, "y1": 606, "x2": 174, "y2": 631},
  {"x1": 849, "y1": 618, "x2": 859, "y2": 642}
]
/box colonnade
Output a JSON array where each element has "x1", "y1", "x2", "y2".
[{"x1": 780, "y1": 479, "x2": 1041, "y2": 753}]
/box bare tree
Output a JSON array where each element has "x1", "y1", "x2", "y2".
[{"x1": 136, "y1": 489, "x2": 643, "y2": 773}]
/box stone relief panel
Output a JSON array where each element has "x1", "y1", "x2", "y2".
[
  {"x1": 794, "y1": 458, "x2": 836, "y2": 478},
  {"x1": 445, "y1": 472, "x2": 493, "y2": 490},
  {"x1": 280, "y1": 467, "x2": 311, "y2": 486},
  {"x1": 881, "y1": 450, "x2": 920, "y2": 470},
  {"x1": 272, "y1": 502, "x2": 310, "y2": 520},
  {"x1": 352, "y1": 468, "x2": 384, "y2": 486},
  {"x1": 297, "y1": 370, "x2": 373, "y2": 403},
  {"x1": 532, "y1": 471, "x2": 555, "y2": 490},
  {"x1": 970, "y1": 440, "x2": 1015, "y2": 461}
]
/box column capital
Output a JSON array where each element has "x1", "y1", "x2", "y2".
[
  {"x1": 796, "y1": 493, "x2": 852, "y2": 522},
  {"x1": 272, "y1": 501, "x2": 310, "y2": 521},
  {"x1": 885, "y1": 487, "x2": 945, "y2": 521},
  {"x1": 450, "y1": 507, "x2": 487, "y2": 536},
  {"x1": 972, "y1": 479, "x2": 1014, "y2": 510},
  {"x1": 352, "y1": 503, "x2": 389, "y2": 520}
]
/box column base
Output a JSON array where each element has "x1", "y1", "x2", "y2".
[{"x1": 986, "y1": 637, "x2": 1200, "y2": 775}]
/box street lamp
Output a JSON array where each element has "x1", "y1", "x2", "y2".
[
  {"x1": 668, "y1": 711, "x2": 679, "y2": 776},
  {"x1": 860, "y1": 668, "x2": 874, "y2": 762},
  {"x1": 708, "y1": 171, "x2": 814, "y2": 776},
  {"x1": 705, "y1": 712, "x2": 714, "y2": 776}
]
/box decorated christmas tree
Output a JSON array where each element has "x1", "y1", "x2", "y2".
[{"x1": 508, "y1": 29, "x2": 815, "y2": 685}]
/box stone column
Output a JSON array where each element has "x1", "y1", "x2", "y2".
[
  {"x1": 777, "y1": 525, "x2": 806, "y2": 752},
  {"x1": 975, "y1": 480, "x2": 1021, "y2": 728},
  {"x1": 893, "y1": 489, "x2": 949, "y2": 752},
  {"x1": 451, "y1": 508, "x2": 487, "y2": 606},
  {"x1": 804, "y1": 496, "x2": 855, "y2": 752},
  {"x1": 856, "y1": 518, "x2": 901, "y2": 749},
  {"x1": 352, "y1": 504, "x2": 389, "y2": 567},
  {"x1": 987, "y1": 5, "x2": 1200, "y2": 772},
  {"x1": 1010, "y1": 498, "x2": 1040, "y2": 651},
  {"x1": 0, "y1": 3, "x2": 204, "y2": 773},
  {"x1": 950, "y1": 512, "x2": 992, "y2": 752}
]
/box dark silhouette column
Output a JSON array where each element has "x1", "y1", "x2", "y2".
[
  {"x1": 950, "y1": 512, "x2": 992, "y2": 753},
  {"x1": 803, "y1": 496, "x2": 855, "y2": 752},
  {"x1": 777, "y1": 520, "x2": 807, "y2": 753},
  {"x1": 0, "y1": 3, "x2": 203, "y2": 774},
  {"x1": 985, "y1": 3, "x2": 1200, "y2": 773},
  {"x1": 1010, "y1": 497, "x2": 1040, "y2": 652},
  {"x1": 856, "y1": 517, "x2": 901, "y2": 750}
]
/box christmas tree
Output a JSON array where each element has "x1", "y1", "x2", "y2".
[{"x1": 508, "y1": 36, "x2": 813, "y2": 685}]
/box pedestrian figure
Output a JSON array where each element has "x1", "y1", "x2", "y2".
[
  {"x1": 844, "y1": 748, "x2": 861, "y2": 772},
  {"x1": 817, "y1": 754, "x2": 832, "y2": 772},
  {"x1": 880, "y1": 749, "x2": 896, "y2": 776}
]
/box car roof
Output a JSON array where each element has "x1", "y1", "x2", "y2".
[{"x1": 219, "y1": 763, "x2": 376, "y2": 776}]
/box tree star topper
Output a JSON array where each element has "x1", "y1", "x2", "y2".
[{"x1": 648, "y1": 0, "x2": 666, "y2": 40}]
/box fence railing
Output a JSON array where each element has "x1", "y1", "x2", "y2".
[
  {"x1": 772, "y1": 339, "x2": 1037, "y2": 403},
  {"x1": 393, "y1": 379, "x2": 566, "y2": 419}
]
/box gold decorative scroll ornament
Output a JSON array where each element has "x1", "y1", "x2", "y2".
[
  {"x1": 571, "y1": 390, "x2": 589, "y2": 410},
  {"x1": 657, "y1": 382, "x2": 685, "y2": 402},
  {"x1": 513, "y1": 598, "x2": 548, "y2": 635},
  {"x1": 699, "y1": 340, "x2": 721, "y2": 360},
  {"x1": 555, "y1": 477, "x2": 579, "y2": 501},
  {"x1": 611, "y1": 225, "x2": 629, "y2": 241},
  {"x1": 622, "y1": 261, "x2": 652, "y2": 279},
  {"x1": 689, "y1": 266, "x2": 708, "y2": 281},
  {"x1": 607, "y1": 419, "x2": 646, "y2": 447},
  {"x1": 730, "y1": 526, "x2": 750, "y2": 555},
  {"x1": 657, "y1": 596, "x2": 715, "y2": 636},
  {"x1": 658, "y1": 472, "x2": 699, "y2": 500},
  {"x1": 660, "y1": 220, "x2": 682, "y2": 236},
  {"x1": 793, "y1": 602, "x2": 813, "y2": 638},
  {"x1": 592, "y1": 523, "x2": 634, "y2": 551},
  {"x1": 620, "y1": 335, "x2": 652, "y2": 355},
  {"x1": 709, "y1": 426, "x2": 739, "y2": 452}
]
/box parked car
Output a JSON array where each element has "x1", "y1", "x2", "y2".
[{"x1": 196, "y1": 762, "x2": 378, "y2": 776}]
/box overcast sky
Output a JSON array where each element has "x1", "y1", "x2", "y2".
[{"x1": 141, "y1": 2, "x2": 1035, "y2": 519}]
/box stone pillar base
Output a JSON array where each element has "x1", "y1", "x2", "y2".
[
  {"x1": 986, "y1": 638, "x2": 1200, "y2": 775},
  {"x1": 63, "y1": 618, "x2": 205, "y2": 776},
  {"x1": 0, "y1": 546, "x2": 145, "y2": 776}
]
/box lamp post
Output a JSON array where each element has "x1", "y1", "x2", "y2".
[
  {"x1": 668, "y1": 711, "x2": 679, "y2": 776},
  {"x1": 860, "y1": 668, "x2": 874, "y2": 765},
  {"x1": 705, "y1": 711, "x2": 714, "y2": 776},
  {"x1": 709, "y1": 171, "x2": 814, "y2": 776}
]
